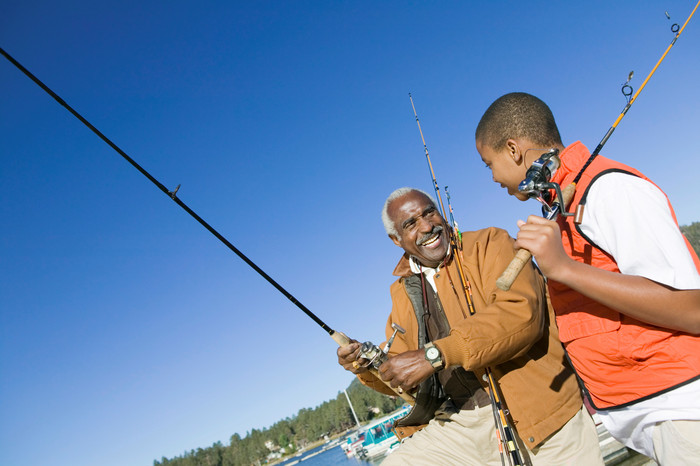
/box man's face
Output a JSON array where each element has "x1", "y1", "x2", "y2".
[
  {"x1": 388, "y1": 191, "x2": 449, "y2": 268},
  {"x1": 476, "y1": 139, "x2": 529, "y2": 201}
]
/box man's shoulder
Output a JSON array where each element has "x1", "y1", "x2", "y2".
[
  {"x1": 459, "y1": 227, "x2": 516, "y2": 266},
  {"x1": 388, "y1": 275, "x2": 410, "y2": 302},
  {"x1": 460, "y1": 226, "x2": 513, "y2": 245}
]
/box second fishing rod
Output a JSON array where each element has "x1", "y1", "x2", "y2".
[
  {"x1": 409, "y1": 94, "x2": 524, "y2": 466},
  {"x1": 496, "y1": 0, "x2": 700, "y2": 291}
]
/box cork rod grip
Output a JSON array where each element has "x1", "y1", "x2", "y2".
[
  {"x1": 495, "y1": 183, "x2": 576, "y2": 291},
  {"x1": 495, "y1": 249, "x2": 533, "y2": 291},
  {"x1": 330, "y1": 330, "x2": 415, "y2": 405}
]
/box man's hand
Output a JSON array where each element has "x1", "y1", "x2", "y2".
[
  {"x1": 514, "y1": 215, "x2": 572, "y2": 280},
  {"x1": 378, "y1": 349, "x2": 435, "y2": 392},
  {"x1": 337, "y1": 341, "x2": 369, "y2": 374}
]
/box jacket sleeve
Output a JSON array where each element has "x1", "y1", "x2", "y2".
[{"x1": 433, "y1": 227, "x2": 546, "y2": 370}]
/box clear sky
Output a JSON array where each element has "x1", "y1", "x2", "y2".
[{"x1": 2, "y1": 1, "x2": 699, "y2": 465}]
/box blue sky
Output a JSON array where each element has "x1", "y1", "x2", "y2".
[{"x1": 2, "y1": 1, "x2": 699, "y2": 465}]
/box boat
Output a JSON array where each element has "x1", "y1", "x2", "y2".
[
  {"x1": 341, "y1": 429, "x2": 365, "y2": 458},
  {"x1": 354, "y1": 405, "x2": 411, "y2": 461}
]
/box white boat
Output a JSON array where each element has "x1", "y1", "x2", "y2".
[
  {"x1": 341, "y1": 429, "x2": 365, "y2": 458},
  {"x1": 355, "y1": 405, "x2": 411, "y2": 461}
]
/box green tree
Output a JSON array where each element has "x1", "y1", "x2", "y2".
[{"x1": 155, "y1": 377, "x2": 405, "y2": 465}]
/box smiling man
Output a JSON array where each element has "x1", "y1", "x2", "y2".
[{"x1": 337, "y1": 187, "x2": 603, "y2": 465}]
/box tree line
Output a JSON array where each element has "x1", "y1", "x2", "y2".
[{"x1": 154, "y1": 377, "x2": 403, "y2": 466}]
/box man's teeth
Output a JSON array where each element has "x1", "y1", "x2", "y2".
[{"x1": 422, "y1": 234, "x2": 439, "y2": 247}]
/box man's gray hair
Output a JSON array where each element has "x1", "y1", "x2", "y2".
[{"x1": 381, "y1": 187, "x2": 437, "y2": 239}]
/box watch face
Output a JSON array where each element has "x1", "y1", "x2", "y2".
[{"x1": 426, "y1": 347, "x2": 440, "y2": 360}]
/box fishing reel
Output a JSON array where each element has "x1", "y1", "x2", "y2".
[
  {"x1": 517, "y1": 148, "x2": 572, "y2": 218},
  {"x1": 356, "y1": 323, "x2": 405, "y2": 371}
]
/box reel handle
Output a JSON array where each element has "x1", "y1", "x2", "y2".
[
  {"x1": 331, "y1": 330, "x2": 415, "y2": 405},
  {"x1": 496, "y1": 183, "x2": 576, "y2": 291}
]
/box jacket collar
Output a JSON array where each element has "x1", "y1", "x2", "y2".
[
  {"x1": 551, "y1": 141, "x2": 590, "y2": 186},
  {"x1": 392, "y1": 245, "x2": 454, "y2": 278}
]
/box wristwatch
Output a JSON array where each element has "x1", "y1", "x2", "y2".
[{"x1": 424, "y1": 342, "x2": 444, "y2": 370}]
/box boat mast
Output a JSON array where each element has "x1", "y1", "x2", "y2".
[{"x1": 343, "y1": 389, "x2": 362, "y2": 428}]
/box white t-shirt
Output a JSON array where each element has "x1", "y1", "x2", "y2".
[{"x1": 581, "y1": 172, "x2": 700, "y2": 458}]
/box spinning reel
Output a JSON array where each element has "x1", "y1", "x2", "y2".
[{"x1": 517, "y1": 148, "x2": 572, "y2": 218}]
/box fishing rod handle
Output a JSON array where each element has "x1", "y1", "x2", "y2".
[
  {"x1": 495, "y1": 249, "x2": 533, "y2": 291},
  {"x1": 496, "y1": 183, "x2": 576, "y2": 291},
  {"x1": 331, "y1": 330, "x2": 416, "y2": 405}
]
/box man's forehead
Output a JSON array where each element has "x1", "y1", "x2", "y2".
[{"x1": 389, "y1": 191, "x2": 434, "y2": 217}]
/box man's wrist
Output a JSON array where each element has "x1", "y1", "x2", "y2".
[{"x1": 424, "y1": 342, "x2": 445, "y2": 370}]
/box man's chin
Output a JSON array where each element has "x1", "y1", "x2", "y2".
[{"x1": 419, "y1": 246, "x2": 448, "y2": 266}]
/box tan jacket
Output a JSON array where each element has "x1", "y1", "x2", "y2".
[{"x1": 359, "y1": 227, "x2": 582, "y2": 447}]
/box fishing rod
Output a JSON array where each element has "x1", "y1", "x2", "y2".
[
  {"x1": 496, "y1": 1, "x2": 700, "y2": 291},
  {"x1": 0, "y1": 46, "x2": 415, "y2": 405},
  {"x1": 410, "y1": 95, "x2": 523, "y2": 466},
  {"x1": 409, "y1": 93, "x2": 475, "y2": 316}
]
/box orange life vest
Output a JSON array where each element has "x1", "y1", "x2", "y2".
[{"x1": 547, "y1": 141, "x2": 700, "y2": 409}]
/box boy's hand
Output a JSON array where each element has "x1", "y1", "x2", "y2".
[{"x1": 514, "y1": 215, "x2": 571, "y2": 280}]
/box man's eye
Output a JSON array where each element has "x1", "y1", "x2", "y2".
[{"x1": 485, "y1": 163, "x2": 491, "y2": 169}]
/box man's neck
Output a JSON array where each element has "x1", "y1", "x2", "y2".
[{"x1": 409, "y1": 244, "x2": 451, "y2": 274}]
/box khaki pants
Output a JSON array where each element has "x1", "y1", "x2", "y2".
[
  {"x1": 652, "y1": 420, "x2": 700, "y2": 465},
  {"x1": 382, "y1": 405, "x2": 602, "y2": 466}
]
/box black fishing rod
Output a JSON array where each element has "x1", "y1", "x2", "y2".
[
  {"x1": 496, "y1": 1, "x2": 700, "y2": 291},
  {"x1": 1, "y1": 45, "x2": 416, "y2": 403},
  {"x1": 0, "y1": 46, "x2": 331, "y2": 334}
]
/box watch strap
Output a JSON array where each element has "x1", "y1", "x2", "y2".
[{"x1": 424, "y1": 341, "x2": 444, "y2": 370}]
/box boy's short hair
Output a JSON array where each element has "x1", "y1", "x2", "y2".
[{"x1": 475, "y1": 92, "x2": 563, "y2": 150}]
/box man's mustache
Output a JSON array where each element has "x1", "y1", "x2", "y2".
[{"x1": 416, "y1": 225, "x2": 444, "y2": 246}]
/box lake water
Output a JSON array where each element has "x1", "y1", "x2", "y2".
[{"x1": 277, "y1": 442, "x2": 379, "y2": 466}]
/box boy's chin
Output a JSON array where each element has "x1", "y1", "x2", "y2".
[{"x1": 511, "y1": 190, "x2": 529, "y2": 201}]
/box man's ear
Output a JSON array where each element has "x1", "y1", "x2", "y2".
[
  {"x1": 389, "y1": 234, "x2": 401, "y2": 247},
  {"x1": 506, "y1": 139, "x2": 523, "y2": 164}
]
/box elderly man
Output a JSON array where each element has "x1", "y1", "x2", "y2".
[{"x1": 337, "y1": 187, "x2": 602, "y2": 465}]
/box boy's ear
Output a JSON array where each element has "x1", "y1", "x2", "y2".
[{"x1": 506, "y1": 139, "x2": 523, "y2": 164}]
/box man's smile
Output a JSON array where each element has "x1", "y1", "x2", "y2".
[{"x1": 417, "y1": 226, "x2": 444, "y2": 248}]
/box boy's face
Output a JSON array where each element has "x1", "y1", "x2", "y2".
[{"x1": 476, "y1": 139, "x2": 530, "y2": 201}]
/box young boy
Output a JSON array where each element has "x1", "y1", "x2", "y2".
[{"x1": 474, "y1": 92, "x2": 700, "y2": 463}]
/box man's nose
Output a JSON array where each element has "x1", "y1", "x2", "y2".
[{"x1": 416, "y1": 216, "x2": 433, "y2": 232}]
